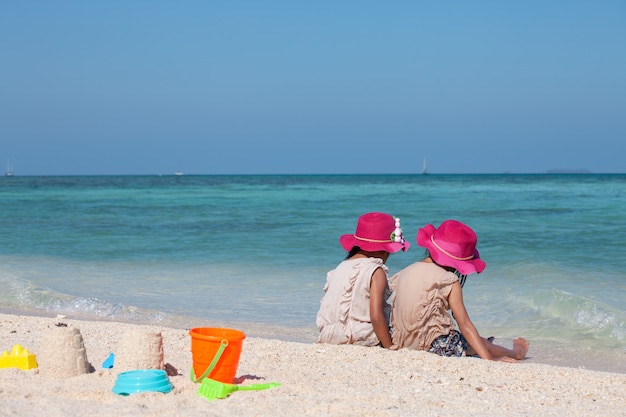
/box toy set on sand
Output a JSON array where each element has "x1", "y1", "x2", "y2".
[{"x1": 1, "y1": 323, "x2": 279, "y2": 401}]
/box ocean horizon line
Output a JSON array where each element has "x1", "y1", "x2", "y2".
[{"x1": 3, "y1": 171, "x2": 624, "y2": 178}]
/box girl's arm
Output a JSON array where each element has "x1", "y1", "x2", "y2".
[
  {"x1": 370, "y1": 267, "x2": 392, "y2": 348},
  {"x1": 448, "y1": 281, "x2": 494, "y2": 360}
]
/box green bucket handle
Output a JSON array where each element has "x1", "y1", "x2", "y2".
[{"x1": 190, "y1": 339, "x2": 229, "y2": 383}]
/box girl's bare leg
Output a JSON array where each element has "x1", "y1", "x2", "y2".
[{"x1": 467, "y1": 337, "x2": 529, "y2": 360}]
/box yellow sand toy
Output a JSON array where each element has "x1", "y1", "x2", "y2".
[{"x1": 0, "y1": 344, "x2": 38, "y2": 370}]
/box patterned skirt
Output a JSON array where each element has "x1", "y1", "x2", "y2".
[{"x1": 428, "y1": 330, "x2": 467, "y2": 357}]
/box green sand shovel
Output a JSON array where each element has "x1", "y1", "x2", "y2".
[{"x1": 197, "y1": 377, "x2": 281, "y2": 401}]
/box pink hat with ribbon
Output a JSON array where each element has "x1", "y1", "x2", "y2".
[
  {"x1": 417, "y1": 219, "x2": 486, "y2": 275},
  {"x1": 340, "y1": 212, "x2": 410, "y2": 253}
]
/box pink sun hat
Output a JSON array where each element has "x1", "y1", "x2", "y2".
[
  {"x1": 417, "y1": 219, "x2": 486, "y2": 275},
  {"x1": 340, "y1": 212, "x2": 410, "y2": 253}
]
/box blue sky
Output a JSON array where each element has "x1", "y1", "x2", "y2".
[{"x1": 1, "y1": 1, "x2": 625, "y2": 175}]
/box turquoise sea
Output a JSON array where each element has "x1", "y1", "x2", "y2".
[{"x1": 1, "y1": 174, "x2": 625, "y2": 373}]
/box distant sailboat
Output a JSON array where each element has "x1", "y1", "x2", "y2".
[
  {"x1": 5, "y1": 160, "x2": 14, "y2": 176},
  {"x1": 422, "y1": 157, "x2": 428, "y2": 175}
]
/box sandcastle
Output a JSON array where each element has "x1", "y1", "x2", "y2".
[
  {"x1": 113, "y1": 329, "x2": 164, "y2": 372},
  {"x1": 38, "y1": 325, "x2": 91, "y2": 378}
]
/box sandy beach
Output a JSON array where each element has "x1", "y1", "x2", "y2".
[{"x1": 1, "y1": 313, "x2": 624, "y2": 417}]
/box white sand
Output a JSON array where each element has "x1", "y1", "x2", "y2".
[{"x1": 1, "y1": 313, "x2": 625, "y2": 417}]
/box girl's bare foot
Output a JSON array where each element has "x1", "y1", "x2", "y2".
[{"x1": 512, "y1": 337, "x2": 529, "y2": 360}]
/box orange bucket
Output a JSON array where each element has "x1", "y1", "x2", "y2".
[{"x1": 189, "y1": 327, "x2": 246, "y2": 384}]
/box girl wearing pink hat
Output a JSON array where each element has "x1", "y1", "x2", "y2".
[
  {"x1": 316, "y1": 212, "x2": 409, "y2": 348},
  {"x1": 389, "y1": 220, "x2": 529, "y2": 362}
]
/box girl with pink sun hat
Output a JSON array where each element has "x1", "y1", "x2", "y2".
[
  {"x1": 316, "y1": 212, "x2": 409, "y2": 348},
  {"x1": 389, "y1": 219, "x2": 529, "y2": 362}
]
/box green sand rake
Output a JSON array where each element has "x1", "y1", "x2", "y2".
[{"x1": 197, "y1": 377, "x2": 281, "y2": 401}]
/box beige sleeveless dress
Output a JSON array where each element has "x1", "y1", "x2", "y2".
[
  {"x1": 316, "y1": 257, "x2": 391, "y2": 346},
  {"x1": 389, "y1": 261, "x2": 458, "y2": 350}
]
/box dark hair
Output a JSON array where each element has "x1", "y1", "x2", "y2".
[{"x1": 345, "y1": 246, "x2": 362, "y2": 259}]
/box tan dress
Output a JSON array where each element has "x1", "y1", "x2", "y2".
[
  {"x1": 389, "y1": 261, "x2": 458, "y2": 350},
  {"x1": 316, "y1": 257, "x2": 391, "y2": 346}
]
